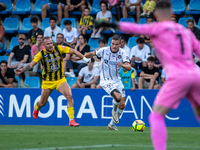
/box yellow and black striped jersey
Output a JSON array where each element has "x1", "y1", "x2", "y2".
[{"x1": 33, "y1": 45, "x2": 70, "y2": 81}]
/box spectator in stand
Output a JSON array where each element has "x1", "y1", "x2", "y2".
[
  {"x1": 7, "y1": 34, "x2": 30, "y2": 77},
  {"x1": 65, "y1": 34, "x2": 90, "y2": 77},
  {"x1": 120, "y1": 37, "x2": 131, "y2": 59},
  {"x1": 0, "y1": 2, "x2": 6, "y2": 11},
  {"x1": 151, "y1": 47, "x2": 161, "y2": 68},
  {"x1": 130, "y1": 37, "x2": 151, "y2": 69},
  {"x1": 65, "y1": 0, "x2": 86, "y2": 18},
  {"x1": 91, "y1": 1, "x2": 112, "y2": 38},
  {"x1": 0, "y1": 2, "x2": 7, "y2": 12},
  {"x1": 78, "y1": 7, "x2": 93, "y2": 35},
  {"x1": 170, "y1": 14, "x2": 177, "y2": 23},
  {"x1": 123, "y1": 0, "x2": 142, "y2": 24},
  {"x1": 93, "y1": 39, "x2": 106, "y2": 69},
  {"x1": 63, "y1": 20, "x2": 79, "y2": 47},
  {"x1": 140, "y1": 0, "x2": 156, "y2": 18},
  {"x1": 106, "y1": 0, "x2": 122, "y2": 21},
  {"x1": 187, "y1": 19, "x2": 200, "y2": 41},
  {"x1": 30, "y1": 33, "x2": 45, "y2": 76},
  {"x1": 160, "y1": 68, "x2": 166, "y2": 84},
  {"x1": 138, "y1": 56, "x2": 160, "y2": 89},
  {"x1": 55, "y1": 33, "x2": 70, "y2": 73},
  {"x1": 0, "y1": 60, "x2": 18, "y2": 88},
  {"x1": 28, "y1": 17, "x2": 43, "y2": 48},
  {"x1": 140, "y1": 16, "x2": 153, "y2": 50},
  {"x1": 0, "y1": 22, "x2": 4, "y2": 50},
  {"x1": 44, "y1": 17, "x2": 62, "y2": 43},
  {"x1": 71, "y1": 58, "x2": 99, "y2": 88},
  {"x1": 119, "y1": 67, "x2": 136, "y2": 91},
  {"x1": 42, "y1": 0, "x2": 67, "y2": 25}
]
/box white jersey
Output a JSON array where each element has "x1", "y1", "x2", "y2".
[
  {"x1": 95, "y1": 46, "x2": 130, "y2": 82},
  {"x1": 79, "y1": 66, "x2": 100, "y2": 83}
]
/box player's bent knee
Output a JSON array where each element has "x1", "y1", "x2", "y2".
[
  {"x1": 111, "y1": 89, "x2": 121, "y2": 102},
  {"x1": 66, "y1": 93, "x2": 72, "y2": 100}
]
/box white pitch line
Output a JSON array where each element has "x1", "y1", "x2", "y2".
[{"x1": 12, "y1": 144, "x2": 200, "y2": 150}]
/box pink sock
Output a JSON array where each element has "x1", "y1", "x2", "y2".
[
  {"x1": 196, "y1": 116, "x2": 200, "y2": 123},
  {"x1": 149, "y1": 112, "x2": 167, "y2": 150}
]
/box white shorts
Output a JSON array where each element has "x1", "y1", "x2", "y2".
[
  {"x1": 100, "y1": 80, "x2": 125, "y2": 98},
  {"x1": 129, "y1": 6, "x2": 136, "y2": 12},
  {"x1": 11, "y1": 61, "x2": 27, "y2": 68}
]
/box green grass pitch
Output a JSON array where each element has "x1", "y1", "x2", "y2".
[{"x1": 0, "y1": 125, "x2": 200, "y2": 150}]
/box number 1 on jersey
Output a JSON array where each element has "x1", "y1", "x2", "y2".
[{"x1": 176, "y1": 34, "x2": 184, "y2": 54}]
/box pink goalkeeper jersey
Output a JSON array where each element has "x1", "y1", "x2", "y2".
[{"x1": 120, "y1": 21, "x2": 200, "y2": 78}]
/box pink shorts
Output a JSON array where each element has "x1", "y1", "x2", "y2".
[{"x1": 154, "y1": 75, "x2": 200, "y2": 109}]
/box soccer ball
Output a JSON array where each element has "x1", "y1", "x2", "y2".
[{"x1": 132, "y1": 120, "x2": 145, "y2": 132}]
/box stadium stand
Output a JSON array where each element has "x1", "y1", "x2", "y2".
[
  {"x1": 24, "y1": 77, "x2": 40, "y2": 88},
  {"x1": 41, "y1": 18, "x2": 50, "y2": 31},
  {"x1": 6, "y1": 37, "x2": 26, "y2": 53},
  {"x1": 198, "y1": 18, "x2": 200, "y2": 29},
  {"x1": 90, "y1": 0, "x2": 101, "y2": 15},
  {"x1": 120, "y1": 18, "x2": 135, "y2": 23},
  {"x1": 66, "y1": 77, "x2": 78, "y2": 87},
  {"x1": 178, "y1": 17, "x2": 194, "y2": 28},
  {"x1": 185, "y1": 0, "x2": 200, "y2": 14},
  {"x1": 0, "y1": 0, "x2": 12, "y2": 14},
  {"x1": 171, "y1": 0, "x2": 186, "y2": 15},
  {"x1": 0, "y1": 37, "x2": 7, "y2": 53},
  {"x1": 88, "y1": 37, "x2": 102, "y2": 51},
  {"x1": 11, "y1": 0, "x2": 31, "y2": 14},
  {"x1": 30, "y1": 0, "x2": 49, "y2": 15},
  {"x1": 18, "y1": 18, "x2": 32, "y2": 34},
  {"x1": 139, "y1": 18, "x2": 147, "y2": 24},
  {"x1": 3, "y1": 18, "x2": 19, "y2": 34},
  {"x1": 127, "y1": 37, "x2": 138, "y2": 49},
  {"x1": 0, "y1": 55, "x2": 9, "y2": 62},
  {"x1": 108, "y1": 37, "x2": 112, "y2": 46},
  {"x1": 14, "y1": 76, "x2": 20, "y2": 88}
]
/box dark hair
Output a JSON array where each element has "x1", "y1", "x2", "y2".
[
  {"x1": 136, "y1": 37, "x2": 145, "y2": 44},
  {"x1": 147, "y1": 56, "x2": 156, "y2": 62},
  {"x1": 146, "y1": 16, "x2": 153, "y2": 22},
  {"x1": 0, "y1": 60, "x2": 7, "y2": 65},
  {"x1": 99, "y1": 0, "x2": 108, "y2": 10},
  {"x1": 49, "y1": 17, "x2": 56, "y2": 22},
  {"x1": 78, "y1": 34, "x2": 86, "y2": 41},
  {"x1": 84, "y1": 7, "x2": 90, "y2": 11},
  {"x1": 57, "y1": 33, "x2": 64, "y2": 38},
  {"x1": 98, "y1": 39, "x2": 106, "y2": 44},
  {"x1": 63, "y1": 20, "x2": 72, "y2": 25},
  {"x1": 155, "y1": 0, "x2": 171, "y2": 10},
  {"x1": 30, "y1": 17, "x2": 38, "y2": 23},
  {"x1": 90, "y1": 57, "x2": 95, "y2": 63},
  {"x1": 37, "y1": 32, "x2": 43, "y2": 38},
  {"x1": 187, "y1": 19, "x2": 194, "y2": 24},
  {"x1": 111, "y1": 34, "x2": 120, "y2": 41}
]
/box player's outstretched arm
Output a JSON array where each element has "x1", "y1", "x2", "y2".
[
  {"x1": 84, "y1": 51, "x2": 96, "y2": 58},
  {"x1": 15, "y1": 61, "x2": 37, "y2": 75},
  {"x1": 69, "y1": 49, "x2": 90, "y2": 63},
  {"x1": 95, "y1": 20, "x2": 158, "y2": 36}
]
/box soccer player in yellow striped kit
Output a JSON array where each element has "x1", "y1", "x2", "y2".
[{"x1": 15, "y1": 36, "x2": 90, "y2": 126}]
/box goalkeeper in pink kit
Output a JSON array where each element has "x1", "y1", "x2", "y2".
[{"x1": 95, "y1": 1, "x2": 200, "y2": 150}]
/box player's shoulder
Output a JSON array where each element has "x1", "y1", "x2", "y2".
[{"x1": 97, "y1": 46, "x2": 110, "y2": 52}]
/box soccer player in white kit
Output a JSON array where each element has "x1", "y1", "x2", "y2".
[
  {"x1": 85, "y1": 35, "x2": 131, "y2": 130},
  {"x1": 94, "y1": 1, "x2": 200, "y2": 149}
]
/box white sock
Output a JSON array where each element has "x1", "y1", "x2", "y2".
[
  {"x1": 113, "y1": 99, "x2": 119, "y2": 112},
  {"x1": 117, "y1": 108, "x2": 123, "y2": 118},
  {"x1": 110, "y1": 119, "x2": 115, "y2": 125}
]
